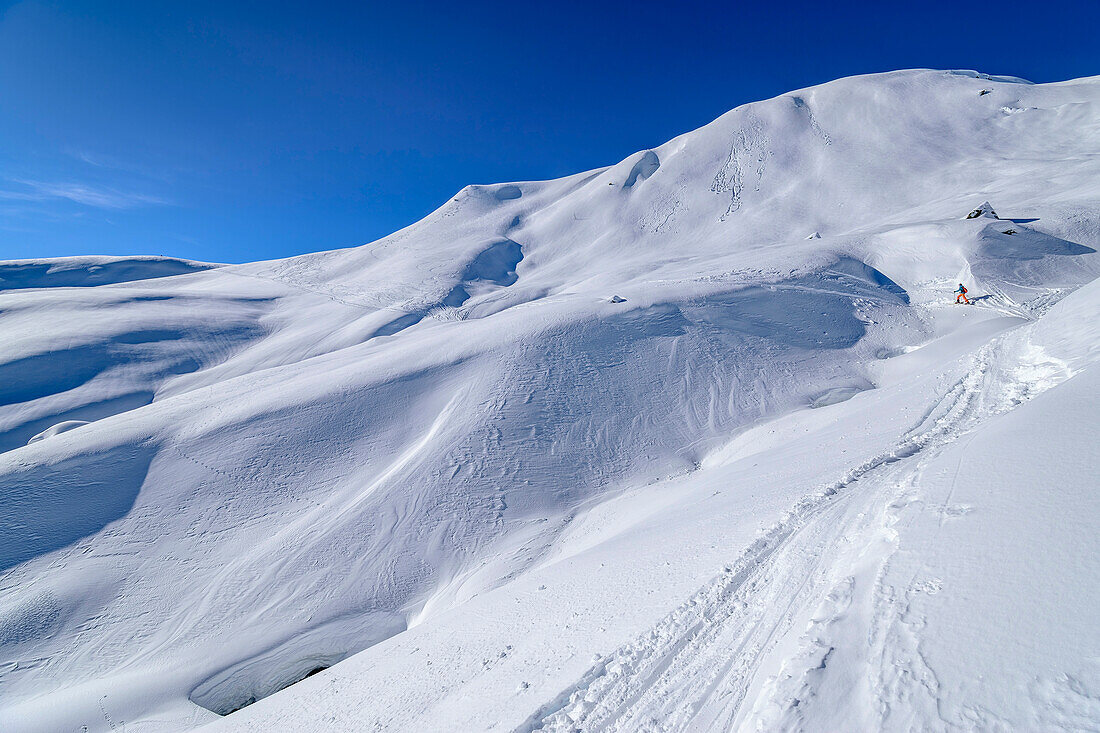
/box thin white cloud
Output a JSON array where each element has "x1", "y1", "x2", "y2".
[
  {"x1": 74, "y1": 151, "x2": 127, "y2": 169},
  {"x1": 0, "y1": 178, "x2": 168, "y2": 209}
]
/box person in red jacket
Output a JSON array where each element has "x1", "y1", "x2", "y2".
[{"x1": 955, "y1": 283, "x2": 970, "y2": 304}]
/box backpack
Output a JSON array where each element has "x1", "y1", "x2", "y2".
[{"x1": 960, "y1": 286, "x2": 967, "y2": 294}]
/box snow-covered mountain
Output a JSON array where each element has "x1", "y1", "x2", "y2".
[{"x1": 2, "y1": 69, "x2": 1099, "y2": 732}]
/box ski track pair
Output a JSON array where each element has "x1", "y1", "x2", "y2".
[{"x1": 520, "y1": 329, "x2": 1065, "y2": 732}]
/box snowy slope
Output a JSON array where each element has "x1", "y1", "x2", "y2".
[{"x1": 1, "y1": 69, "x2": 1098, "y2": 732}]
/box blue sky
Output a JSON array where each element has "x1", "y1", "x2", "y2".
[{"x1": 1, "y1": 0, "x2": 1097, "y2": 263}]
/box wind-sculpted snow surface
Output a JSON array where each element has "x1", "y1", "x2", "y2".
[
  {"x1": 0, "y1": 256, "x2": 214, "y2": 291},
  {"x1": 1, "y1": 70, "x2": 1099, "y2": 732}
]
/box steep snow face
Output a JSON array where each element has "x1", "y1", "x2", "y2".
[{"x1": 1, "y1": 70, "x2": 1099, "y2": 732}]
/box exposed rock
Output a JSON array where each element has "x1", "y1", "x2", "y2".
[{"x1": 966, "y1": 201, "x2": 998, "y2": 219}]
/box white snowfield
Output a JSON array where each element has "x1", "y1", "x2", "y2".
[{"x1": 1, "y1": 69, "x2": 1099, "y2": 732}]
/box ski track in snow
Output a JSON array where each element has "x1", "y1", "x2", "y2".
[{"x1": 520, "y1": 329, "x2": 1070, "y2": 732}]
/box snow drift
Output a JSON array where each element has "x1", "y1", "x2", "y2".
[{"x1": 1, "y1": 69, "x2": 1098, "y2": 732}]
